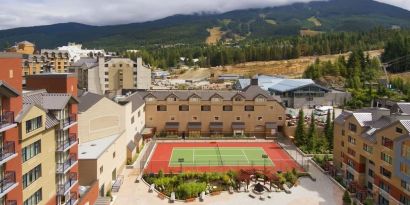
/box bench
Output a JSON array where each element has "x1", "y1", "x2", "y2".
[
  {"x1": 248, "y1": 194, "x2": 256, "y2": 198},
  {"x1": 170, "y1": 192, "x2": 175, "y2": 203},
  {"x1": 149, "y1": 184, "x2": 155, "y2": 193}
]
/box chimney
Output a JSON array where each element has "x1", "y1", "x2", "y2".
[
  {"x1": 250, "y1": 77, "x2": 258, "y2": 86},
  {"x1": 137, "y1": 57, "x2": 143, "y2": 67}
]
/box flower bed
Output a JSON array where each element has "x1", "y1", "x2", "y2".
[{"x1": 143, "y1": 171, "x2": 237, "y2": 200}]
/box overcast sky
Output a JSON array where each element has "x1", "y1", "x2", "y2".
[{"x1": 0, "y1": 0, "x2": 409, "y2": 30}]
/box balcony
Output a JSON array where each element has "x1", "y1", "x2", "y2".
[
  {"x1": 0, "y1": 172, "x2": 18, "y2": 198},
  {"x1": 62, "y1": 114, "x2": 77, "y2": 130},
  {"x1": 0, "y1": 142, "x2": 17, "y2": 165},
  {"x1": 0, "y1": 112, "x2": 16, "y2": 133},
  {"x1": 63, "y1": 192, "x2": 78, "y2": 205},
  {"x1": 57, "y1": 173, "x2": 78, "y2": 196},
  {"x1": 57, "y1": 134, "x2": 78, "y2": 152},
  {"x1": 56, "y1": 154, "x2": 78, "y2": 174}
]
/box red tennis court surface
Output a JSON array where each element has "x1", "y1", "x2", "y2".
[{"x1": 144, "y1": 141, "x2": 303, "y2": 173}]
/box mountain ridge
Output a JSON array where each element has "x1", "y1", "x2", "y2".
[{"x1": 0, "y1": 0, "x2": 409, "y2": 49}]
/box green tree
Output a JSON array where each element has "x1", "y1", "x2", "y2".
[
  {"x1": 307, "y1": 112, "x2": 316, "y2": 151},
  {"x1": 294, "y1": 109, "x2": 306, "y2": 146},
  {"x1": 324, "y1": 110, "x2": 333, "y2": 149}
]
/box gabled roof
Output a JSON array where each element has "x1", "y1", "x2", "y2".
[
  {"x1": 0, "y1": 81, "x2": 20, "y2": 97},
  {"x1": 397, "y1": 103, "x2": 410, "y2": 115},
  {"x1": 23, "y1": 89, "x2": 78, "y2": 110},
  {"x1": 79, "y1": 92, "x2": 105, "y2": 112},
  {"x1": 352, "y1": 113, "x2": 373, "y2": 126},
  {"x1": 127, "y1": 92, "x2": 145, "y2": 112}
]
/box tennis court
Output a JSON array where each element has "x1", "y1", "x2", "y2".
[
  {"x1": 144, "y1": 141, "x2": 303, "y2": 173},
  {"x1": 169, "y1": 147, "x2": 274, "y2": 167}
]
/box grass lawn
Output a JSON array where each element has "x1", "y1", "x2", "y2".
[{"x1": 169, "y1": 147, "x2": 274, "y2": 167}]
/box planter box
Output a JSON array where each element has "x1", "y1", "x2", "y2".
[{"x1": 185, "y1": 198, "x2": 196, "y2": 202}]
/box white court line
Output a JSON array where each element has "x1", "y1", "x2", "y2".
[
  {"x1": 241, "y1": 149, "x2": 250, "y2": 164},
  {"x1": 168, "y1": 148, "x2": 175, "y2": 167},
  {"x1": 194, "y1": 154, "x2": 248, "y2": 157}
]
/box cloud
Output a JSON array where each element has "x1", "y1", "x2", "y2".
[{"x1": 0, "y1": 0, "x2": 409, "y2": 30}]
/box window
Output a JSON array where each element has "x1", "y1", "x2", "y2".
[
  {"x1": 257, "y1": 117, "x2": 263, "y2": 121},
  {"x1": 347, "y1": 159, "x2": 354, "y2": 168},
  {"x1": 236, "y1": 117, "x2": 241, "y2": 121},
  {"x1": 26, "y1": 116, "x2": 42, "y2": 133},
  {"x1": 23, "y1": 165, "x2": 42, "y2": 188},
  {"x1": 348, "y1": 136, "x2": 356, "y2": 145},
  {"x1": 214, "y1": 117, "x2": 219, "y2": 121},
  {"x1": 381, "y1": 152, "x2": 392, "y2": 164},
  {"x1": 379, "y1": 181, "x2": 390, "y2": 193},
  {"x1": 211, "y1": 97, "x2": 221, "y2": 102},
  {"x1": 157, "y1": 105, "x2": 167, "y2": 111},
  {"x1": 382, "y1": 137, "x2": 393, "y2": 149},
  {"x1": 100, "y1": 166, "x2": 103, "y2": 174},
  {"x1": 138, "y1": 111, "x2": 141, "y2": 117},
  {"x1": 105, "y1": 64, "x2": 108, "y2": 68},
  {"x1": 119, "y1": 64, "x2": 123, "y2": 67},
  {"x1": 255, "y1": 97, "x2": 266, "y2": 102},
  {"x1": 341, "y1": 141, "x2": 344, "y2": 147},
  {"x1": 170, "y1": 116, "x2": 175, "y2": 121},
  {"x1": 363, "y1": 143, "x2": 373, "y2": 153},
  {"x1": 400, "y1": 194, "x2": 409, "y2": 205},
  {"x1": 145, "y1": 97, "x2": 156, "y2": 102},
  {"x1": 244, "y1": 105, "x2": 254, "y2": 111},
  {"x1": 189, "y1": 97, "x2": 200, "y2": 102},
  {"x1": 167, "y1": 97, "x2": 177, "y2": 102},
  {"x1": 348, "y1": 123, "x2": 357, "y2": 132},
  {"x1": 24, "y1": 188, "x2": 42, "y2": 205},
  {"x1": 396, "y1": 127, "x2": 403, "y2": 134},
  {"x1": 380, "y1": 167, "x2": 391, "y2": 179},
  {"x1": 131, "y1": 116, "x2": 135, "y2": 124},
  {"x1": 401, "y1": 180, "x2": 410, "y2": 192},
  {"x1": 179, "y1": 105, "x2": 189, "y2": 111},
  {"x1": 234, "y1": 97, "x2": 243, "y2": 102},
  {"x1": 342, "y1": 129, "x2": 345, "y2": 136},
  {"x1": 278, "y1": 117, "x2": 282, "y2": 120},
  {"x1": 368, "y1": 169, "x2": 374, "y2": 178},
  {"x1": 22, "y1": 140, "x2": 41, "y2": 162},
  {"x1": 113, "y1": 152, "x2": 116, "y2": 158},
  {"x1": 201, "y1": 105, "x2": 211, "y2": 111},
  {"x1": 104, "y1": 78, "x2": 108, "y2": 82},
  {"x1": 192, "y1": 116, "x2": 198, "y2": 121},
  {"x1": 223, "y1": 105, "x2": 232, "y2": 111},
  {"x1": 347, "y1": 148, "x2": 356, "y2": 157}
]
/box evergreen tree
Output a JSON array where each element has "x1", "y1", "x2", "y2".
[
  {"x1": 294, "y1": 109, "x2": 306, "y2": 146},
  {"x1": 325, "y1": 110, "x2": 333, "y2": 149},
  {"x1": 307, "y1": 112, "x2": 316, "y2": 152}
]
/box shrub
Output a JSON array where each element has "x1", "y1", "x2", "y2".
[
  {"x1": 343, "y1": 190, "x2": 352, "y2": 205},
  {"x1": 176, "y1": 182, "x2": 206, "y2": 199},
  {"x1": 284, "y1": 171, "x2": 298, "y2": 184}
]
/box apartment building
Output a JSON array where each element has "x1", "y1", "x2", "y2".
[
  {"x1": 40, "y1": 50, "x2": 71, "y2": 73},
  {"x1": 7, "y1": 41, "x2": 35, "y2": 55},
  {"x1": 334, "y1": 107, "x2": 410, "y2": 205},
  {"x1": 70, "y1": 57, "x2": 151, "y2": 95},
  {"x1": 131, "y1": 79, "x2": 285, "y2": 137},
  {"x1": 0, "y1": 52, "x2": 24, "y2": 205}
]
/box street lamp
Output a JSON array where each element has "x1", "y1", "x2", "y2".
[{"x1": 178, "y1": 158, "x2": 185, "y2": 173}]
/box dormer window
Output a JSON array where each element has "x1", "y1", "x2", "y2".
[
  {"x1": 146, "y1": 97, "x2": 156, "y2": 102},
  {"x1": 211, "y1": 97, "x2": 221, "y2": 102},
  {"x1": 167, "y1": 97, "x2": 177, "y2": 102},
  {"x1": 255, "y1": 97, "x2": 267, "y2": 102}
]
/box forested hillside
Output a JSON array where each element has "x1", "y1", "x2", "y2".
[{"x1": 0, "y1": 0, "x2": 409, "y2": 49}]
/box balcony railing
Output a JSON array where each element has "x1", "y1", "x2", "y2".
[
  {"x1": 57, "y1": 134, "x2": 77, "y2": 152},
  {"x1": 6, "y1": 200, "x2": 17, "y2": 205},
  {"x1": 62, "y1": 114, "x2": 77, "y2": 129},
  {"x1": 0, "y1": 171, "x2": 17, "y2": 195},
  {"x1": 56, "y1": 154, "x2": 77, "y2": 174},
  {"x1": 0, "y1": 141, "x2": 16, "y2": 164},
  {"x1": 57, "y1": 173, "x2": 77, "y2": 195},
  {"x1": 0, "y1": 111, "x2": 14, "y2": 131},
  {"x1": 64, "y1": 192, "x2": 78, "y2": 205}
]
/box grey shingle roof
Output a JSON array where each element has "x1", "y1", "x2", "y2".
[
  {"x1": 45, "y1": 113, "x2": 59, "y2": 129},
  {"x1": 397, "y1": 103, "x2": 410, "y2": 115},
  {"x1": 352, "y1": 113, "x2": 373, "y2": 126},
  {"x1": 78, "y1": 92, "x2": 104, "y2": 112},
  {"x1": 134, "y1": 85, "x2": 278, "y2": 102},
  {"x1": 127, "y1": 92, "x2": 145, "y2": 112},
  {"x1": 400, "y1": 120, "x2": 410, "y2": 132},
  {"x1": 23, "y1": 90, "x2": 78, "y2": 110}
]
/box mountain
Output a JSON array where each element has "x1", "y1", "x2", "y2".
[{"x1": 0, "y1": 0, "x2": 409, "y2": 50}]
